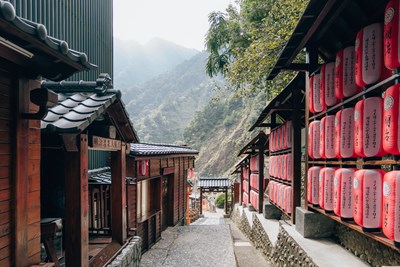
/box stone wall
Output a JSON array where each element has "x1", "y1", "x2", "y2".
[
  {"x1": 271, "y1": 226, "x2": 317, "y2": 267},
  {"x1": 334, "y1": 223, "x2": 400, "y2": 267},
  {"x1": 107, "y1": 236, "x2": 142, "y2": 267},
  {"x1": 232, "y1": 206, "x2": 400, "y2": 267},
  {"x1": 231, "y1": 207, "x2": 316, "y2": 267}
]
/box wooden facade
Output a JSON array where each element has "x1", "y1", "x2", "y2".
[
  {"x1": 0, "y1": 1, "x2": 95, "y2": 266},
  {"x1": 40, "y1": 78, "x2": 139, "y2": 266},
  {"x1": 126, "y1": 144, "x2": 197, "y2": 252},
  {"x1": 264, "y1": 0, "x2": 400, "y2": 254}
]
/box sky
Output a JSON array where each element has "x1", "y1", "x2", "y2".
[{"x1": 113, "y1": 0, "x2": 234, "y2": 51}]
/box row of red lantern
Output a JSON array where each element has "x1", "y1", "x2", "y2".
[
  {"x1": 307, "y1": 167, "x2": 400, "y2": 242},
  {"x1": 269, "y1": 121, "x2": 293, "y2": 152},
  {"x1": 309, "y1": 85, "x2": 400, "y2": 158},
  {"x1": 268, "y1": 154, "x2": 293, "y2": 181},
  {"x1": 308, "y1": 12, "x2": 400, "y2": 114},
  {"x1": 268, "y1": 181, "x2": 292, "y2": 214}
]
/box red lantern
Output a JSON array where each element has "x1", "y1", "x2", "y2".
[
  {"x1": 320, "y1": 62, "x2": 338, "y2": 107},
  {"x1": 355, "y1": 23, "x2": 390, "y2": 87},
  {"x1": 383, "y1": 84, "x2": 400, "y2": 154},
  {"x1": 139, "y1": 160, "x2": 149, "y2": 176},
  {"x1": 307, "y1": 166, "x2": 320, "y2": 205},
  {"x1": 335, "y1": 47, "x2": 361, "y2": 99},
  {"x1": 384, "y1": 0, "x2": 400, "y2": 70},
  {"x1": 382, "y1": 171, "x2": 400, "y2": 242},
  {"x1": 334, "y1": 168, "x2": 356, "y2": 219}
]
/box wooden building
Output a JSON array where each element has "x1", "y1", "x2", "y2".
[
  {"x1": 0, "y1": 1, "x2": 95, "y2": 266},
  {"x1": 236, "y1": 132, "x2": 269, "y2": 213},
  {"x1": 40, "y1": 75, "x2": 139, "y2": 266},
  {"x1": 126, "y1": 143, "x2": 197, "y2": 252},
  {"x1": 265, "y1": 0, "x2": 400, "y2": 255}
]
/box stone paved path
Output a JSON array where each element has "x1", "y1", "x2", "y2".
[{"x1": 140, "y1": 210, "x2": 269, "y2": 267}]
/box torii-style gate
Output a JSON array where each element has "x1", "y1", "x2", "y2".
[{"x1": 198, "y1": 178, "x2": 231, "y2": 215}]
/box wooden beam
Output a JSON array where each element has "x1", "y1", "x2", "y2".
[
  {"x1": 111, "y1": 142, "x2": 127, "y2": 244},
  {"x1": 199, "y1": 188, "x2": 203, "y2": 215},
  {"x1": 91, "y1": 136, "x2": 121, "y2": 151},
  {"x1": 14, "y1": 78, "x2": 31, "y2": 266},
  {"x1": 65, "y1": 134, "x2": 89, "y2": 267},
  {"x1": 258, "y1": 139, "x2": 265, "y2": 213},
  {"x1": 292, "y1": 88, "x2": 303, "y2": 224}
]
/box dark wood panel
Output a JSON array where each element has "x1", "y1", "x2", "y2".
[
  {"x1": 0, "y1": 108, "x2": 11, "y2": 121},
  {"x1": 27, "y1": 190, "x2": 40, "y2": 209},
  {"x1": 0, "y1": 95, "x2": 10, "y2": 109},
  {"x1": 27, "y1": 221, "x2": 40, "y2": 241},
  {"x1": 149, "y1": 159, "x2": 161, "y2": 177},
  {"x1": 0, "y1": 245, "x2": 9, "y2": 260},
  {"x1": 28, "y1": 144, "x2": 40, "y2": 160},
  {"x1": 0, "y1": 200, "x2": 10, "y2": 214},
  {"x1": 28, "y1": 175, "x2": 40, "y2": 192},
  {"x1": 0, "y1": 257, "x2": 10, "y2": 267},
  {"x1": 27, "y1": 237, "x2": 40, "y2": 257},
  {"x1": 27, "y1": 205, "x2": 40, "y2": 224},
  {"x1": 0, "y1": 178, "x2": 10, "y2": 190},
  {"x1": 0, "y1": 132, "x2": 10, "y2": 144},
  {"x1": 0, "y1": 156, "x2": 11, "y2": 167},
  {"x1": 0, "y1": 167, "x2": 9, "y2": 179},
  {"x1": 0, "y1": 234, "x2": 10, "y2": 249},
  {"x1": 28, "y1": 159, "x2": 40, "y2": 176},
  {"x1": 0, "y1": 145, "x2": 10, "y2": 155},
  {"x1": 0, "y1": 189, "x2": 10, "y2": 201},
  {"x1": 28, "y1": 128, "x2": 40, "y2": 144},
  {"x1": 0, "y1": 223, "x2": 10, "y2": 238},
  {"x1": 0, "y1": 212, "x2": 9, "y2": 224}
]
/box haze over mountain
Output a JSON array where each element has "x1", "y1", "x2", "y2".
[{"x1": 114, "y1": 38, "x2": 199, "y2": 88}]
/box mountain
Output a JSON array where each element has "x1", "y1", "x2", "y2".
[
  {"x1": 122, "y1": 51, "x2": 225, "y2": 143},
  {"x1": 114, "y1": 38, "x2": 199, "y2": 89},
  {"x1": 183, "y1": 92, "x2": 267, "y2": 176}
]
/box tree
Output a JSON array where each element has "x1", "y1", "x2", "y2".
[
  {"x1": 205, "y1": 0, "x2": 308, "y2": 97},
  {"x1": 215, "y1": 194, "x2": 226, "y2": 209}
]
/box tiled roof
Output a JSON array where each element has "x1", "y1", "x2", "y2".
[
  {"x1": 88, "y1": 167, "x2": 134, "y2": 185},
  {"x1": 130, "y1": 143, "x2": 198, "y2": 156},
  {"x1": 0, "y1": 0, "x2": 96, "y2": 80},
  {"x1": 40, "y1": 74, "x2": 139, "y2": 143},
  {"x1": 198, "y1": 178, "x2": 231, "y2": 188},
  {"x1": 89, "y1": 167, "x2": 112, "y2": 185}
]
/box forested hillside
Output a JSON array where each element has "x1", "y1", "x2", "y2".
[
  {"x1": 114, "y1": 38, "x2": 198, "y2": 88},
  {"x1": 184, "y1": 92, "x2": 266, "y2": 176},
  {"x1": 122, "y1": 52, "x2": 225, "y2": 143}
]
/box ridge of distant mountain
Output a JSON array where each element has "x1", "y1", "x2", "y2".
[
  {"x1": 121, "y1": 51, "x2": 225, "y2": 143},
  {"x1": 114, "y1": 38, "x2": 199, "y2": 88}
]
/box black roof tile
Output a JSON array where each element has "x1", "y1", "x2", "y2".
[
  {"x1": 198, "y1": 178, "x2": 231, "y2": 188},
  {"x1": 40, "y1": 74, "x2": 139, "y2": 143},
  {"x1": 130, "y1": 143, "x2": 198, "y2": 156}
]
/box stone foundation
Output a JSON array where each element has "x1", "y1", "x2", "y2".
[
  {"x1": 232, "y1": 206, "x2": 400, "y2": 267},
  {"x1": 334, "y1": 224, "x2": 400, "y2": 267},
  {"x1": 231, "y1": 207, "x2": 316, "y2": 266},
  {"x1": 107, "y1": 236, "x2": 142, "y2": 267}
]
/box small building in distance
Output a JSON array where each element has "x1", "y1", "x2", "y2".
[{"x1": 127, "y1": 143, "x2": 198, "y2": 252}]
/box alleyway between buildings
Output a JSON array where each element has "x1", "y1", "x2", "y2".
[{"x1": 140, "y1": 209, "x2": 271, "y2": 267}]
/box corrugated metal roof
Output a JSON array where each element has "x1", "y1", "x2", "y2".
[
  {"x1": 198, "y1": 178, "x2": 231, "y2": 188},
  {"x1": 0, "y1": 0, "x2": 96, "y2": 81},
  {"x1": 130, "y1": 143, "x2": 198, "y2": 156}
]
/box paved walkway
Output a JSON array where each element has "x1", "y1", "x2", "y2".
[{"x1": 140, "y1": 210, "x2": 271, "y2": 267}]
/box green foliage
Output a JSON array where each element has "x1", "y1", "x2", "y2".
[
  {"x1": 205, "y1": 0, "x2": 308, "y2": 96},
  {"x1": 184, "y1": 91, "x2": 266, "y2": 176},
  {"x1": 215, "y1": 194, "x2": 226, "y2": 209}
]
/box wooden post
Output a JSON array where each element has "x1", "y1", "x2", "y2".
[
  {"x1": 199, "y1": 188, "x2": 203, "y2": 215},
  {"x1": 111, "y1": 142, "x2": 127, "y2": 244},
  {"x1": 225, "y1": 188, "x2": 228, "y2": 214},
  {"x1": 304, "y1": 43, "x2": 319, "y2": 209},
  {"x1": 240, "y1": 166, "x2": 243, "y2": 205},
  {"x1": 247, "y1": 159, "x2": 250, "y2": 203},
  {"x1": 65, "y1": 134, "x2": 89, "y2": 267},
  {"x1": 258, "y1": 137, "x2": 265, "y2": 213},
  {"x1": 292, "y1": 88, "x2": 303, "y2": 224},
  {"x1": 14, "y1": 79, "x2": 30, "y2": 266}
]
